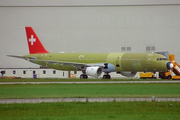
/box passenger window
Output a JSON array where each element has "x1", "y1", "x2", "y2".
[
  {"x1": 13, "y1": 70, "x2": 16, "y2": 74},
  {"x1": 23, "y1": 71, "x2": 26, "y2": 74}
]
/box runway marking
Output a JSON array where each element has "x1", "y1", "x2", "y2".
[{"x1": 1, "y1": 98, "x2": 180, "y2": 103}]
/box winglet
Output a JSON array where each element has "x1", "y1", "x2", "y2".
[{"x1": 25, "y1": 27, "x2": 49, "y2": 54}]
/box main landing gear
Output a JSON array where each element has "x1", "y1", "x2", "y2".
[
  {"x1": 103, "y1": 73, "x2": 111, "y2": 79},
  {"x1": 80, "y1": 74, "x2": 88, "y2": 79},
  {"x1": 79, "y1": 73, "x2": 111, "y2": 79}
]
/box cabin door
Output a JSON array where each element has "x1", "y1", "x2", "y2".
[{"x1": 116, "y1": 56, "x2": 121, "y2": 67}]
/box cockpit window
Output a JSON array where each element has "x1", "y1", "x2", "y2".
[{"x1": 157, "y1": 58, "x2": 168, "y2": 61}]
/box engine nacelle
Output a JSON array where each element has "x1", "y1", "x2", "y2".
[
  {"x1": 95, "y1": 63, "x2": 115, "y2": 73},
  {"x1": 86, "y1": 67, "x2": 102, "y2": 77},
  {"x1": 121, "y1": 72, "x2": 137, "y2": 77}
]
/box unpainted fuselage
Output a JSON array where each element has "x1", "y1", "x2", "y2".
[{"x1": 25, "y1": 52, "x2": 169, "y2": 73}]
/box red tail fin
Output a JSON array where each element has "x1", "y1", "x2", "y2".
[{"x1": 25, "y1": 27, "x2": 49, "y2": 54}]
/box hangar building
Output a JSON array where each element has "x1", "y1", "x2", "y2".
[{"x1": 0, "y1": 0, "x2": 180, "y2": 78}]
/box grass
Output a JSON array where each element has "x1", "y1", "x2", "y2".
[
  {"x1": 1, "y1": 79, "x2": 179, "y2": 119},
  {"x1": 0, "y1": 83, "x2": 180, "y2": 98},
  {"x1": 0, "y1": 78, "x2": 171, "y2": 82},
  {"x1": 0, "y1": 102, "x2": 180, "y2": 120}
]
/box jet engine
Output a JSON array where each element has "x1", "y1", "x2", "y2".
[
  {"x1": 120, "y1": 72, "x2": 137, "y2": 77},
  {"x1": 85, "y1": 66, "x2": 102, "y2": 77}
]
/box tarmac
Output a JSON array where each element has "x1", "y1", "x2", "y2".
[
  {"x1": 1, "y1": 81, "x2": 180, "y2": 84},
  {"x1": 1, "y1": 98, "x2": 180, "y2": 103}
]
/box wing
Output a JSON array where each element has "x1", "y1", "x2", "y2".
[
  {"x1": 7, "y1": 55, "x2": 105, "y2": 70},
  {"x1": 36, "y1": 59, "x2": 105, "y2": 70}
]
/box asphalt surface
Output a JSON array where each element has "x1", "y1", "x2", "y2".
[
  {"x1": 0, "y1": 98, "x2": 180, "y2": 103},
  {"x1": 1, "y1": 81, "x2": 180, "y2": 84}
]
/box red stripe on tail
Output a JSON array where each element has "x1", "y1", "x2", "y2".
[{"x1": 25, "y1": 27, "x2": 49, "y2": 54}]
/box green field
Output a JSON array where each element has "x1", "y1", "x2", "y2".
[
  {"x1": 0, "y1": 83, "x2": 180, "y2": 98},
  {"x1": 1, "y1": 79, "x2": 180, "y2": 120},
  {"x1": 0, "y1": 102, "x2": 180, "y2": 120}
]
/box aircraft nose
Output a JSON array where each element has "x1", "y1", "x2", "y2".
[{"x1": 166, "y1": 62, "x2": 174, "y2": 70}]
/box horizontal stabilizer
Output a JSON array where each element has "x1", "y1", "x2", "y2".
[
  {"x1": 7, "y1": 55, "x2": 36, "y2": 60},
  {"x1": 7, "y1": 55, "x2": 26, "y2": 59}
]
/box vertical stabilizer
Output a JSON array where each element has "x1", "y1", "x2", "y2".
[{"x1": 25, "y1": 27, "x2": 49, "y2": 54}]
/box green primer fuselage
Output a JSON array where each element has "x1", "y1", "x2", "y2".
[{"x1": 24, "y1": 52, "x2": 169, "y2": 72}]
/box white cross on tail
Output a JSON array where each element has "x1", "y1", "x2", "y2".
[{"x1": 29, "y1": 35, "x2": 36, "y2": 45}]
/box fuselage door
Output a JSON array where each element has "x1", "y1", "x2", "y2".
[{"x1": 116, "y1": 55, "x2": 121, "y2": 67}]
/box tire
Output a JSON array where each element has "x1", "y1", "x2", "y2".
[
  {"x1": 103, "y1": 75, "x2": 107, "y2": 79},
  {"x1": 80, "y1": 74, "x2": 88, "y2": 79},
  {"x1": 107, "y1": 75, "x2": 111, "y2": 79},
  {"x1": 80, "y1": 74, "x2": 84, "y2": 79},
  {"x1": 85, "y1": 75, "x2": 88, "y2": 79},
  {"x1": 167, "y1": 75, "x2": 171, "y2": 80}
]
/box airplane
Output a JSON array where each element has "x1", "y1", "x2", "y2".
[{"x1": 8, "y1": 27, "x2": 174, "y2": 79}]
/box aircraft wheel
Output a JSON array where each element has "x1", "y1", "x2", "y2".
[
  {"x1": 167, "y1": 75, "x2": 171, "y2": 80},
  {"x1": 80, "y1": 74, "x2": 88, "y2": 79},
  {"x1": 103, "y1": 75, "x2": 107, "y2": 79},
  {"x1": 107, "y1": 75, "x2": 111, "y2": 79},
  {"x1": 103, "y1": 75, "x2": 111, "y2": 79},
  {"x1": 80, "y1": 74, "x2": 84, "y2": 79},
  {"x1": 85, "y1": 75, "x2": 88, "y2": 79}
]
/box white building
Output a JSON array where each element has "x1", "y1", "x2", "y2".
[
  {"x1": 0, "y1": 68, "x2": 69, "y2": 78},
  {"x1": 0, "y1": 68, "x2": 136, "y2": 79}
]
